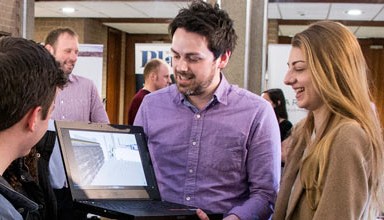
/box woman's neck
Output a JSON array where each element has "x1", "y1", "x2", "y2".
[{"x1": 312, "y1": 105, "x2": 329, "y2": 136}]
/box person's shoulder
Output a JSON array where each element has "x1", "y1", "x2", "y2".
[
  {"x1": 70, "y1": 74, "x2": 94, "y2": 85},
  {"x1": 0, "y1": 194, "x2": 23, "y2": 220},
  {"x1": 331, "y1": 121, "x2": 370, "y2": 154},
  {"x1": 228, "y1": 84, "x2": 270, "y2": 105},
  {"x1": 146, "y1": 85, "x2": 177, "y2": 99},
  {"x1": 131, "y1": 89, "x2": 148, "y2": 101},
  {"x1": 70, "y1": 74, "x2": 99, "y2": 93},
  {"x1": 334, "y1": 122, "x2": 367, "y2": 141},
  {"x1": 138, "y1": 85, "x2": 176, "y2": 108}
]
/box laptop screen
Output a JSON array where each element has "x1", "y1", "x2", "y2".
[
  {"x1": 67, "y1": 130, "x2": 147, "y2": 188},
  {"x1": 55, "y1": 121, "x2": 161, "y2": 200}
]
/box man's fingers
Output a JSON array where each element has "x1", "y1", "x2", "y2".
[{"x1": 196, "y1": 208, "x2": 210, "y2": 220}]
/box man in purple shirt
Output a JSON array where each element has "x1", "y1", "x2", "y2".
[
  {"x1": 134, "y1": 1, "x2": 281, "y2": 220},
  {"x1": 45, "y1": 27, "x2": 110, "y2": 220}
]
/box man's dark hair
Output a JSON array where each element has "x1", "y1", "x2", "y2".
[
  {"x1": 44, "y1": 27, "x2": 78, "y2": 47},
  {"x1": 0, "y1": 36, "x2": 67, "y2": 131},
  {"x1": 263, "y1": 88, "x2": 289, "y2": 120},
  {"x1": 169, "y1": 0, "x2": 237, "y2": 60}
]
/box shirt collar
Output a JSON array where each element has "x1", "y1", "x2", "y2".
[
  {"x1": 67, "y1": 73, "x2": 74, "y2": 82},
  {"x1": 177, "y1": 72, "x2": 230, "y2": 111},
  {"x1": 67, "y1": 73, "x2": 80, "y2": 84},
  {"x1": 213, "y1": 72, "x2": 229, "y2": 105}
]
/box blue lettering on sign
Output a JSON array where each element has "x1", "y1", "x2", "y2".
[
  {"x1": 141, "y1": 51, "x2": 157, "y2": 67},
  {"x1": 141, "y1": 50, "x2": 173, "y2": 67}
]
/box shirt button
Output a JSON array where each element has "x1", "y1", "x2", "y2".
[
  {"x1": 196, "y1": 114, "x2": 201, "y2": 119},
  {"x1": 60, "y1": 100, "x2": 64, "y2": 104},
  {"x1": 62, "y1": 115, "x2": 65, "y2": 119},
  {"x1": 192, "y1": 141, "x2": 196, "y2": 146},
  {"x1": 186, "y1": 196, "x2": 191, "y2": 201},
  {"x1": 189, "y1": 169, "x2": 193, "y2": 173}
]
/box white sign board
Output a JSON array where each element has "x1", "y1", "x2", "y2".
[
  {"x1": 135, "y1": 43, "x2": 172, "y2": 74},
  {"x1": 72, "y1": 44, "x2": 103, "y2": 96}
]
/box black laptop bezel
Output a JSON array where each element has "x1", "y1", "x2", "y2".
[{"x1": 54, "y1": 120, "x2": 161, "y2": 201}]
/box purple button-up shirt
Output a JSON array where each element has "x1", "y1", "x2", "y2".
[
  {"x1": 135, "y1": 74, "x2": 281, "y2": 220},
  {"x1": 51, "y1": 74, "x2": 109, "y2": 122}
]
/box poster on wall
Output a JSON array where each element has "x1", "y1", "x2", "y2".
[
  {"x1": 266, "y1": 44, "x2": 307, "y2": 125},
  {"x1": 72, "y1": 44, "x2": 104, "y2": 98},
  {"x1": 135, "y1": 43, "x2": 172, "y2": 92}
]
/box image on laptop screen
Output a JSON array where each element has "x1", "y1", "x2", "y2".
[{"x1": 67, "y1": 130, "x2": 147, "y2": 189}]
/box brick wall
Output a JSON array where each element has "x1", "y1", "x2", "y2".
[
  {"x1": 34, "y1": 17, "x2": 107, "y2": 44},
  {"x1": 268, "y1": 20, "x2": 279, "y2": 44},
  {"x1": 83, "y1": 19, "x2": 108, "y2": 44},
  {"x1": 0, "y1": 0, "x2": 21, "y2": 37},
  {"x1": 34, "y1": 18, "x2": 86, "y2": 43}
]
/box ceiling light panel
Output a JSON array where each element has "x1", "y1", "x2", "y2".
[
  {"x1": 329, "y1": 3, "x2": 383, "y2": 21},
  {"x1": 268, "y1": 3, "x2": 281, "y2": 19},
  {"x1": 104, "y1": 23, "x2": 169, "y2": 34},
  {"x1": 127, "y1": 2, "x2": 188, "y2": 18},
  {"x1": 35, "y1": 2, "x2": 104, "y2": 17},
  {"x1": 373, "y1": 6, "x2": 384, "y2": 21},
  {"x1": 79, "y1": 2, "x2": 146, "y2": 18},
  {"x1": 278, "y1": 3, "x2": 330, "y2": 20}
]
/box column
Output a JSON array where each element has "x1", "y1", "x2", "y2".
[{"x1": 221, "y1": 0, "x2": 268, "y2": 94}]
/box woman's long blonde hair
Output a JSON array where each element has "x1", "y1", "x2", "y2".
[{"x1": 289, "y1": 21, "x2": 384, "y2": 216}]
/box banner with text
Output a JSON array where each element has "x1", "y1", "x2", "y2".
[{"x1": 135, "y1": 43, "x2": 172, "y2": 92}]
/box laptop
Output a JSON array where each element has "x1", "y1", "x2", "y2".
[{"x1": 54, "y1": 121, "x2": 223, "y2": 220}]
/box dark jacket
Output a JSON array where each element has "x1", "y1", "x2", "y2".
[
  {"x1": 0, "y1": 176, "x2": 39, "y2": 220},
  {"x1": 3, "y1": 131, "x2": 57, "y2": 220}
]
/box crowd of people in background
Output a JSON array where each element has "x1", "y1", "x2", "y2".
[{"x1": 0, "y1": 0, "x2": 383, "y2": 220}]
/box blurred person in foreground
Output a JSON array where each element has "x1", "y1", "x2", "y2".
[
  {"x1": 272, "y1": 20, "x2": 384, "y2": 220},
  {"x1": 0, "y1": 36, "x2": 66, "y2": 219}
]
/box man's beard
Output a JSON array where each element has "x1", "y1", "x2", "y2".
[
  {"x1": 60, "y1": 61, "x2": 75, "y2": 75},
  {"x1": 175, "y1": 71, "x2": 212, "y2": 97}
]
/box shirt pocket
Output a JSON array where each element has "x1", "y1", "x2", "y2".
[{"x1": 201, "y1": 135, "x2": 245, "y2": 173}]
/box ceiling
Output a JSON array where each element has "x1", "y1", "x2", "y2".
[{"x1": 34, "y1": 1, "x2": 384, "y2": 38}]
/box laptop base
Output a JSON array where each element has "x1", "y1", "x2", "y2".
[{"x1": 75, "y1": 200, "x2": 223, "y2": 220}]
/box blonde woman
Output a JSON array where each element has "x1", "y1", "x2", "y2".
[{"x1": 273, "y1": 21, "x2": 384, "y2": 220}]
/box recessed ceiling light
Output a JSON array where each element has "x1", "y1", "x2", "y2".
[
  {"x1": 346, "y1": 9, "x2": 362, "y2": 16},
  {"x1": 61, "y1": 7, "x2": 75, "y2": 14}
]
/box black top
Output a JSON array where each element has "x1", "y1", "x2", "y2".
[{"x1": 279, "y1": 119, "x2": 293, "y2": 141}]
